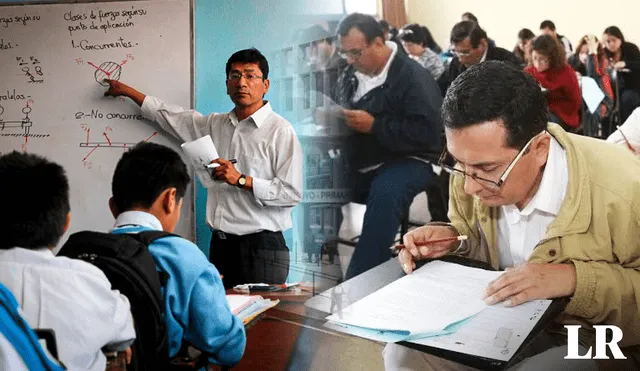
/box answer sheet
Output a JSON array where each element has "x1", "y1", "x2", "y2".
[
  {"x1": 326, "y1": 261, "x2": 502, "y2": 335},
  {"x1": 411, "y1": 299, "x2": 552, "y2": 361}
]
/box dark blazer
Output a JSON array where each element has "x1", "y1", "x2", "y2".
[
  {"x1": 437, "y1": 44, "x2": 521, "y2": 96},
  {"x1": 333, "y1": 52, "x2": 443, "y2": 168}
]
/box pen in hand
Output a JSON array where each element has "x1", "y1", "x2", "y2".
[
  {"x1": 205, "y1": 159, "x2": 237, "y2": 169},
  {"x1": 616, "y1": 126, "x2": 636, "y2": 153},
  {"x1": 391, "y1": 235, "x2": 468, "y2": 251}
]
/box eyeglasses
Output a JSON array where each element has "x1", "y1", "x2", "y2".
[
  {"x1": 438, "y1": 131, "x2": 544, "y2": 190},
  {"x1": 453, "y1": 49, "x2": 473, "y2": 57},
  {"x1": 227, "y1": 72, "x2": 264, "y2": 82},
  {"x1": 338, "y1": 48, "x2": 364, "y2": 60}
]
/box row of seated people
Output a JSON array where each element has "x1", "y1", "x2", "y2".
[{"x1": 0, "y1": 143, "x2": 246, "y2": 370}]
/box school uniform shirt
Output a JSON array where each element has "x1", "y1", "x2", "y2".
[
  {"x1": 497, "y1": 135, "x2": 568, "y2": 269},
  {"x1": 0, "y1": 248, "x2": 135, "y2": 371},
  {"x1": 111, "y1": 211, "x2": 246, "y2": 366},
  {"x1": 141, "y1": 98, "x2": 302, "y2": 236},
  {"x1": 525, "y1": 64, "x2": 581, "y2": 128}
]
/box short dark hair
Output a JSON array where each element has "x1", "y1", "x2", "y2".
[
  {"x1": 378, "y1": 19, "x2": 390, "y2": 33},
  {"x1": 442, "y1": 61, "x2": 548, "y2": 149},
  {"x1": 462, "y1": 12, "x2": 478, "y2": 23},
  {"x1": 0, "y1": 152, "x2": 70, "y2": 250},
  {"x1": 225, "y1": 48, "x2": 269, "y2": 79},
  {"x1": 400, "y1": 23, "x2": 427, "y2": 46},
  {"x1": 337, "y1": 13, "x2": 384, "y2": 44},
  {"x1": 539, "y1": 20, "x2": 556, "y2": 31},
  {"x1": 518, "y1": 28, "x2": 535, "y2": 41},
  {"x1": 450, "y1": 21, "x2": 487, "y2": 48},
  {"x1": 531, "y1": 35, "x2": 566, "y2": 70},
  {"x1": 111, "y1": 142, "x2": 191, "y2": 213}
]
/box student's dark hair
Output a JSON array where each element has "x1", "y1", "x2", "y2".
[
  {"x1": 111, "y1": 142, "x2": 191, "y2": 213},
  {"x1": 603, "y1": 26, "x2": 625, "y2": 43},
  {"x1": 0, "y1": 151, "x2": 70, "y2": 250},
  {"x1": 450, "y1": 21, "x2": 487, "y2": 48},
  {"x1": 442, "y1": 61, "x2": 548, "y2": 149},
  {"x1": 539, "y1": 20, "x2": 556, "y2": 31},
  {"x1": 400, "y1": 23, "x2": 427, "y2": 46},
  {"x1": 337, "y1": 13, "x2": 384, "y2": 44},
  {"x1": 462, "y1": 12, "x2": 478, "y2": 23},
  {"x1": 225, "y1": 48, "x2": 269, "y2": 79},
  {"x1": 518, "y1": 28, "x2": 535, "y2": 41},
  {"x1": 378, "y1": 19, "x2": 390, "y2": 33},
  {"x1": 532, "y1": 35, "x2": 566, "y2": 70}
]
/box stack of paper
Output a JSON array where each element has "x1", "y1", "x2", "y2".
[
  {"x1": 226, "y1": 295, "x2": 279, "y2": 324},
  {"x1": 324, "y1": 260, "x2": 552, "y2": 362}
]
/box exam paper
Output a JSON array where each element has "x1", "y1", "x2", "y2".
[
  {"x1": 326, "y1": 261, "x2": 502, "y2": 335},
  {"x1": 580, "y1": 76, "x2": 605, "y2": 114},
  {"x1": 411, "y1": 299, "x2": 552, "y2": 361},
  {"x1": 180, "y1": 135, "x2": 219, "y2": 188}
]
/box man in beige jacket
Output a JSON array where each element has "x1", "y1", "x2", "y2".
[{"x1": 386, "y1": 61, "x2": 640, "y2": 371}]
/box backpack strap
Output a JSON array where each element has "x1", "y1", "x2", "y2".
[{"x1": 131, "y1": 231, "x2": 179, "y2": 287}]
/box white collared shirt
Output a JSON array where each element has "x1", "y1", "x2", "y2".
[
  {"x1": 0, "y1": 248, "x2": 135, "y2": 371},
  {"x1": 497, "y1": 135, "x2": 568, "y2": 268},
  {"x1": 480, "y1": 46, "x2": 488, "y2": 63},
  {"x1": 142, "y1": 97, "x2": 303, "y2": 235},
  {"x1": 112, "y1": 210, "x2": 164, "y2": 231},
  {"x1": 352, "y1": 41, "x2": 398, "y2": 102}
]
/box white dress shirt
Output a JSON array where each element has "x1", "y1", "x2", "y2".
[
  {"x1": 497, "y1": 136, "x2": 568, "y2": 269},
  {"x1": 142, "y1": 97, "x2": 303, "y2": 235},
  {"x1": 0, "y1": 333, "x2": 27, "y2": 371},
  {"x1": 352, "y1": 41, "x2": 398, "y2": 102},
  {"x1": 0, "y1": 248, "x2": 135, "y2": 371}
]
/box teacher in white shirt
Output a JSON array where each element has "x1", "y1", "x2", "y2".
[{"x1": 104, "y1": 48, "x2": 303, "y2": 289}]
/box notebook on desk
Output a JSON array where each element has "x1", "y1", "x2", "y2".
[
  {"x1": 324, "y1": 259, "x2": 565, "y2": 370},
  {"x1": 226, "y1": 295, "x2": 279, "y2": 325}
]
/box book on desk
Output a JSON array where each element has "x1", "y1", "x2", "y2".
[
  {"x1": 312, "y1": 257, "x2": 566, "y2": 371},
  {"x1": 226, "y1": 294, "x2": 279, "y2": 325}
]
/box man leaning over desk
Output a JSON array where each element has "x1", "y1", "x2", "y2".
[
  {"x1": 104, "y1": 48, "x2": 303, "y2": 289},
  {"x1": 385, "y1": 61, "x2": 640, "y2": 370}
]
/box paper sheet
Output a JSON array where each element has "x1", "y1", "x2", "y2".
[
  {"x1": 326, "y1": 261, "x2": 502, "y2": 336},
  {"x1": 180, "y1": 135, "x2": 219, "y2": 188},
  {"x1": 411, "y1": 299, "x2": 552, "y2": 361},
  {"x1": 580, "y1": 76, "x2": 605, "y2": 114}
]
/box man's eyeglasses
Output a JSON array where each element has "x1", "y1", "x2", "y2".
[
  {"x1": 227, "y1": 72, "x2": 264, "y2": 82},
  {"x1": 438, "y1": 131, "x2": 544, "y2": 190},
  {"x1": 453, "y1": 49, "x2": 473, "y2": 57},
  {"x1": 338, "y1": 48, "x2": 363, "y2": 60}
]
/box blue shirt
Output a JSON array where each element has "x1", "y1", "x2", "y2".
[{"x1": 111, "y1": 211, "x2": 246, "y2": 366}]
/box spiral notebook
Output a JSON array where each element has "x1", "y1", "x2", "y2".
[{"x1": 226, "y1": 295, "x2": 279, "y2": 324}]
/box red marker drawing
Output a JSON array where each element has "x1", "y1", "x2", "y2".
[
  {"x1": 103, "y1": 132, "x2": 112, "y2": 145},
  {"x1": 82, "y1": 146, "x2": 99, "y2": 161},
  {"x1": 88, "y1": 61, "x2": 111, "y2": 77},
  {"x1": 144, "y1": 132, "x2": 157, "y2": 142},
  {"x1": 86, "y1": 128, "x2": 90, "y2": 145}
]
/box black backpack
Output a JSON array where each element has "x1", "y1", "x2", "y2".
[{"x1": 58, "y1": 230, "x2": 175, "y2": 371}]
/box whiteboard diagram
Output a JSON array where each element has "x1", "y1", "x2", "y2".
[{"x1": 0, "y1": 0, "x2": 194, "y2": 243}]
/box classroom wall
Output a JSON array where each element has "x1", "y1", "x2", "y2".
[{"x1": 405, "y1": 0, "x2": 640, "y2": 53}]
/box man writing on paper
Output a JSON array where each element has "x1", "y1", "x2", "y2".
[
  {"x1": 103, "y1": 48, "x2": 303, "y2": 289},
  {"x1": 387, "y1": 61, "x2": 640, "y2": 370}
]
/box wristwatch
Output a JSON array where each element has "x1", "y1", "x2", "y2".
[{"x1": 237, "y1": 174, "x2": 247, "y2": 188}]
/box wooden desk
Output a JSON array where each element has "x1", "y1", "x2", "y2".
[{"x1": 218, "y1": 287, "x2": 384, "y2": 371}]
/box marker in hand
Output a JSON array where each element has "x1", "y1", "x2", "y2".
[{"x1": 205, "y1": 159, "x2": 237, "y2": 169}]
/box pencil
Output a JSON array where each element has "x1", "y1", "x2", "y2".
[
  {"x1": 616, "y1": 126, "x2": 636, "y2": 153},
  {"x1": 205, "y1": 159, "x2": 237, "y2": 169},
  {"x1": 391, "y1": 235, "x2": 468, "y2": 250}
]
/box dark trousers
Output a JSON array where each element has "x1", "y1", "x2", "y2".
[
  {"x1": 209, "y1": 230, "x2": 290, "y2": 289},
  {"x1": 620, "y1": 88, "x2": 640, "y2": 123},
  {"x1": 345, "y1": 159, "x2": 435, "y2": 279}
]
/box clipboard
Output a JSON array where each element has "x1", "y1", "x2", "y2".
[{"x1": 396, "y1": 256, "x2": 567, "y2": 370}]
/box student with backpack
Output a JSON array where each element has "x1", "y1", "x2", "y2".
[
  {"x1": 62, "y1": 142, "x2": 246, "y2": 369},
  {"x1": 0, "y1": 151, "x2": 136, "y2": 371}
]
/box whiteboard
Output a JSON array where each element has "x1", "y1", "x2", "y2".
[{"x1": 0, "y1": 0, "x2": 195, "y2": 245}]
